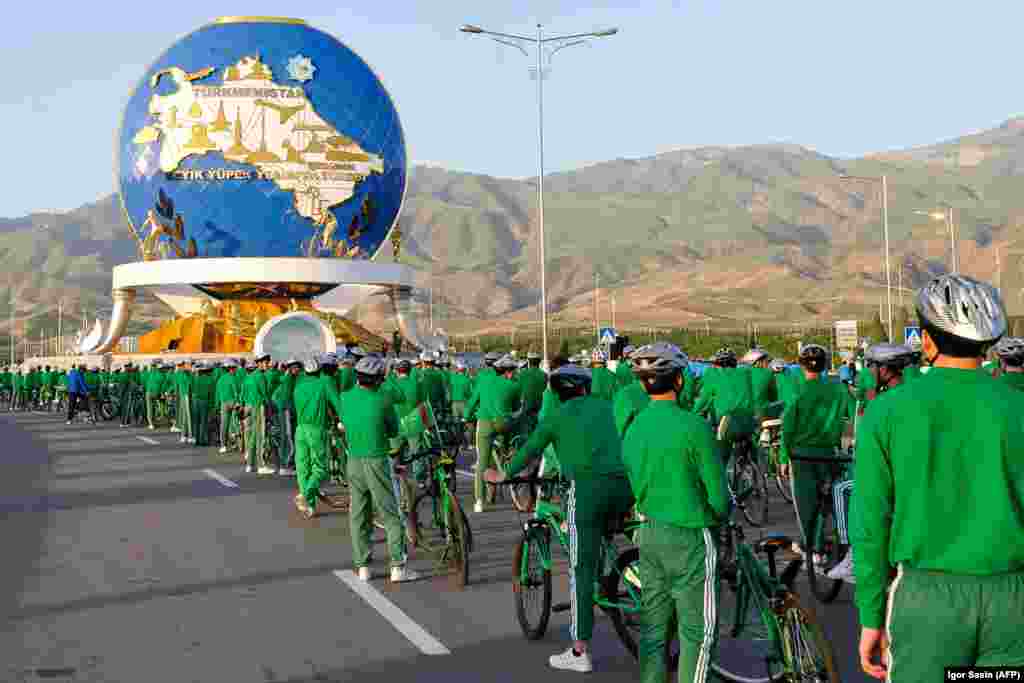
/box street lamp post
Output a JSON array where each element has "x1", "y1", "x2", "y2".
[
  {"x1": 913, "y1": 205, "x2": 958, "y2": 273},
  {"x1": 460, "y1": 23, "x2": 618, "y2": 365},
  {"x1": 841, "y1": 174, "x2": 893, "y2": 342}
]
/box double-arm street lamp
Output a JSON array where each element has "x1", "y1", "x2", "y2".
[
  {"x1": 840, "y1": 174, "x2": 892, "y2": 342},
  {"x1": 913, "y1": 203, "x2": 958, "y2": 273},
  {"x1": 459, "y1": 23, "x2": 619, "y2": 364}
]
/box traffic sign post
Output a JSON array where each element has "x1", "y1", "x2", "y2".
[
  {"x1": 835, "y1": 320, "x2": 858, "y2": 350},
  {"x1": 904, "y1": 326, "x2": 922, "y2": 350},
  {"x1": 599, "y1": 327, "x2": 617, "y2": 346}
]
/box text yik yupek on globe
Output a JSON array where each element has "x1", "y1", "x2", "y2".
[{"x1": 116, "y1": 16, "x2": 407, "y2": 299}]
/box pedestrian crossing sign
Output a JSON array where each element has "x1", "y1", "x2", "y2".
[
  {"x1": 904, "y1": 326, "x2": 922, "y2": 350},
  {"x1": 599, "y1": 328, "x2": 617, "y2": 346}
]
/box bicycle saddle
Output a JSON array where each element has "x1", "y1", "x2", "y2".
[
  {"x1": 754, "y1": 533, "x2": 793, "y2": 554},
  {"x1": 761, "y1": 419, "x2": 782, "y2": 429}
]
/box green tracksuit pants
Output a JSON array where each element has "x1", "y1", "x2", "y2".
[
  {"x1": 451, "y1": 401, "x2": 466, "y2": 419},
  {"x1": 347, "y1": 457, "x2": 406, "y2": 569},
  {"x1": 566, "y1": 476, "x2": 635, "y2": 642},
  {"x1": 637, "y1": 520, "x2": 719, "y2": 683},
  {"x1": 146, "y1": 392, "x2": 159, "y2": 427},
  {"x1": 246, "y1": 405, "x2": 268, "y2": 469},
  {"x1": 179, "y1": 394, "x2": 193, "y2": 440},
  {"x1": 295, "y1": 424, "x2": 328, "y2": 509},
  {"x1": 885, "y1": 566, "x2": 1024, "y2": 682},
  {"x1": 475, "y1": 417, "x2": 516, "y2": 504},
  {"x1": 789, "y1": 448, "x2": 836, "y2": 551},
  {"x1": 191, "y1": 399, "x2": 210, "y2": 446},
  {"x1": 277, "y1": 405, "x2": 295, "y2": 469},
  {"x1": 219, "y1": 402, "x2": 236, "y2": 448}
]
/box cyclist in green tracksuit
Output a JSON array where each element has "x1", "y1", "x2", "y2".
[
  {"x1": 417, "y1": 352, "x2": 447, "y2": 415},
  {"x1": 825, "y1": 342, "x2": 914, "y2": 585},
  {"x1": 589, "y1": 350, "x2": 617, "y2": 401},
  {"x1": 614, "y1": 345, "x2": 636, "y2": 390},
  {"x1": 191, "y1": 362, "x2": 216, "y2": 447},
  {"x1": 272, "y1": 359, "x2": 301, "y2": 474},
  {"x1": 216, "y1": 360, "x2": 240, "y2": 452},
  {"x1": 243, "y1": 354, "x2": 274, "y2": 474},
  {"x1": 534, "y1": 355, "x2": 568, "y2": 482},
  {"x1": 612, "y1": 365, "x2": 649, "y2": 438},
  {"x1": 337, "y1": 353, "x2": 357, "y2": 393},
  {"x1": 292, "y1": 357, "x2": 344, "y2": 519},
  {"x1": 484, "y1": 364, "x2": 634, "y2": 673},
  {"x1": 466, "y1": 354, "x2": 522, "y2": 513},
  {"x1": 517, "y1": 352, "x2": 547, "y2": 417},
  {"x1": 623, "y1": 343, "x2": 729, "y2": 683},
  {"x1": 992, "y1": 337, "x2": 1024, "y2": 391},
  {"x1": 144, "y1": 363, "x2": 166, "y2": 429},
  {"x1": 743, "y1": 348, "x2": 779, "y2": 419},
  {"x1": 390, "y1": 357, "x2": 425, "y2": 454},
  {"x1": 780, "y1": 343, "x2": 854, "y2": 566},
  {"x1": 694, "y1": 347, "x2": 756, "y2": 452},
  {"x1": 853, "y1": 275, "x2": 1024, "y2": 681},
  {"x1": 341, "y1": 356, "x2": 419, "y2": 584},
  {"x1": 449, "y1": 360, "x2": 474, "y2": 419}
]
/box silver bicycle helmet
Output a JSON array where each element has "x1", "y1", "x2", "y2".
[
  {"x1": 419, "y1": 350, "x2": 436, "y2": 363},
  {"x1": 319, "y1": 352, "x2": 338, "y2": 367},
  {"x1": 355, "y1": 356, "x2": 386, "y2": 377},
  {"x1": 865, "y1": 343, "x2": 915, "y2": 369},
  {"x1": 743, "y1": 348, "x2": 770, "y2": 365},
  {"x1": 303, "y1": 358, "x2": 321, "y2": 374},
  {"x1": 494, "y1": 354, "x2": 519, "y2": 371},
  {"x1": 483, "y1": 351, "x2": 502, "y2": 366},
  {"x1": 631, "y1": 342, "x2": 689, "y2": 377},
  {"x1": 769, "y1": 359, "x2": 787, "y2": 373},
  {"x1": 915, "y1": 274, "x2": 1007, "y2": 343},
  {"x1": 994, "y1": 336, "x2": 1024, "y2": 364},
  {"x1": 622, "y1": 345, "x2": 636, "y2": 358}
]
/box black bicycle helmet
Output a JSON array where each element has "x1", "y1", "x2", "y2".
[
  {"x1": 798, "y1": 344, "x2": 828, "y2": 371},
  {"x1": 711, "y1": 347, "x2": 737, "y2": 366},
  {"x1": 994, "y1": 336, "x2": 1024, "y2": 366},
  {"x1": 548, "y1": 365, "x2": 592, "y2": 401}
]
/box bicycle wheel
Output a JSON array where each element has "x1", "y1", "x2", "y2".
[
  {"x1": 513, "y1": 529, "x2": 552, "y2": 640},
  {"x1": 712, "y1": 567, "x2": 785, "y2": 682},
  {"x1": 604, "y1": 548, "x2": 680, "y2": 669},
  {"x1": 806, "y1": 500, "x2": 844, "y2": 604},
  {"x1": 731, "y1": 454, "x2": 769, "y2": 527},
  {"x1": 100, "y1": 399, "x2": 116, "y2": 421},
  {"x1": 498, "y1": 438, "x2": 535, "y2": 512},
  {"x1": 445, "y1": 495, "x2": 470, "y2": 587},
  {"x1": 779, "y1": 599, "x2": 839, "y2": 683}
]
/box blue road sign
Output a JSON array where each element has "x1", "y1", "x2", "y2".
[
  {"x1": 904, "y1": 326, "x2": 922, "y2": 350},
  {"x1": 599, "y1": 327, "x2": 617, "y2": 345}
]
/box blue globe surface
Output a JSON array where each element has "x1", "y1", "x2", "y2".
[{"x1": 117, "y1": 18, "x2": 406, "y2": 270}]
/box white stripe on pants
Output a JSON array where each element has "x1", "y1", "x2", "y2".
[
  {"x1": 833, "y1": 479, "x2": 855, "y2": 544},
  {"x1": 884, "y1": 564, "x2": 904, "y2": 683},
  {"x1": 567, "y1": 482, "x2": 579, "y2": 640},
  {"x1": 695, "y1": 528, "x2": 717, "y2": 683}
]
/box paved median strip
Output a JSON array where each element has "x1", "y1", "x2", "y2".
[
  {"x1": 333, "y1": 569, "x2": 450, "y2": 655},
  {"x1": 136, "y1": 436, "x2": 160, "y2": 445},
  {"x1": 203, "y1": 469, "x2": 239, "y2": 489}
]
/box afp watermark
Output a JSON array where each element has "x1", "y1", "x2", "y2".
[{"x1": 946, "y1": 668, "x2": 1023, "y2": 681}]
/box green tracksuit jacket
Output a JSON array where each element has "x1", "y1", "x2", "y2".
[
  {"x1": 613, "y1": 380, "x2": 650, "y2": 438},
  {"x1": 590, "y1": 366, "x2": 617, "y2": 401},
  {"x1": 853, "y1": 367, "x2": 1024, "y2": 629},
  {"x1": 449, "y1": 372, "x2": 474, "y2": 402},
  {"x1": 466, "y1": 374, "x2": 521, "y2": 422},
  {"x1": 516, "y1": 367, "x2": 547, "y2": 414},
  {"x1": 614, "y1": 361, "x2": 634, "y2": 390},
  {"x1": 693, "y1": 366, "x2": 754, "y2": 420},
  {"x1": 747, "y1": 366, "x2": 777, "y2": 416},
  {"x1": 779, "y1": 378, "x2": 854, "y2": 464},
  {"x1": 998, "y1": 371, "x2": 1024, "y2": 392}
]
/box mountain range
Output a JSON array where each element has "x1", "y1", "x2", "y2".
[{"x1": 6, "y1": 116, "x2": 1024, "y2": 347}]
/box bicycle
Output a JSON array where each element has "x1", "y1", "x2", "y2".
[
  {"x1": 500, "y1": 474, "x2": 649, "y2": 662},
  {"x1": 788, "y1": 451, "x2": 854, "y2": 604},
  {"x1": 760, "y1": 418, "x2": 794, "y2": 503},
  {"x1": 401, "y1": 446, "x2": 472, "y2": 588},
  {"x1": 726, "y1": 431, "x2": 769, "y2": 527},
  {"x1": 713, "y1": 520, "x2": 839, "y2": 681},
  {"x1": 491, "y1": 417, "x2": 537, "y2": 513}
]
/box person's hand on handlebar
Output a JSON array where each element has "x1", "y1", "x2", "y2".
[
  {"x1": 779, "y1": 463, "x2": 790, "y2": 479},
  {"x1": 482, "y1": 468, "x2": 506, "y2": 484}
]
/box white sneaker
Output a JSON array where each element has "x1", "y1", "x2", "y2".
[
  {"x1": 473, "y1": 500, "x2": 484, "y2": 514},
  {"x1": 548, "y1": 647, "x2": 593, "y2": 673},
  {"x1": 170, "y1": 426, "x2": 180, "y2": 433},
  {"x1": 357, "y1": 566, "x2": 372, "y2": 582},
  {"x1": 278, "y1": 468, "x2": 295, "y2": 476},
  {"x1": 826, "y1": 551, "x2": 856, "y2": 583},
  {"x1": 390, "y1": 566, "x2": 420, "y2": 583},
  {"x1": 148, "y1": 425, "x2": 156, "y2": 430},
  {"x1": 257, "y1": 467, "x2": 276, "y2": 475},
  {"x1": 187, "y1": 437, "x2": 196, "y2": 444},
  {"x1": 218, "y1": 447, "x2": 228, "y2": 454}
]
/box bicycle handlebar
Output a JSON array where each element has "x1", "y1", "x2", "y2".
[{"x1": 395, "y1": 447, "x2": 444, "y2": 466}]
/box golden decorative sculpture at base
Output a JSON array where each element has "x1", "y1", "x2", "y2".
[{"x1": 130, "y1": 299, "x2": 384, "y2": 354}]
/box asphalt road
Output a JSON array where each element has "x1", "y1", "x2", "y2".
[{"x1": 0, "y1": 411, "x2": 873, "y2": 683}]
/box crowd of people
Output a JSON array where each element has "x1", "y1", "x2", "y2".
[{"x1": 2, "y1": 272, "x2": 1022, "y2": 681}]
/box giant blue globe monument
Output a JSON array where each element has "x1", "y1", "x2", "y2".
[{"x1": 85, "y1": 16, "x2": 442, "y2": 359}]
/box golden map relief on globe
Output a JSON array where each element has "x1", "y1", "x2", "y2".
[{"x1": 131, "y1": 55, "x2": 384, "y2": 234}]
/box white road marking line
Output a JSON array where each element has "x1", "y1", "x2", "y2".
[
  {"x1": 137, "y1": 436, "x2": 160, "y2": 445},
  {"x1": 333, "y1": 569, "x2": 450, "y2": 655},
  {"x1": 203, "y1": 469, "x2": 239, "y2": 489},
  {"x1": 456, "y1": 469, "x2": 475, "y2": 479}
]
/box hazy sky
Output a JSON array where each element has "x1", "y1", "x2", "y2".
[{"x1": 4, "y1": 1, "x2": 1022, "y2": 217}]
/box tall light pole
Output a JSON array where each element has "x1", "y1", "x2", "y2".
[
  {"x1": 913, "y1": 205, "x2": 958, "y2": 272},
  {"x1": 460, "y1": 23, "x2": 619, "y2": 364},
  {"x1": 841, "y1": 174, "x2": 892, "y2": 342}
]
